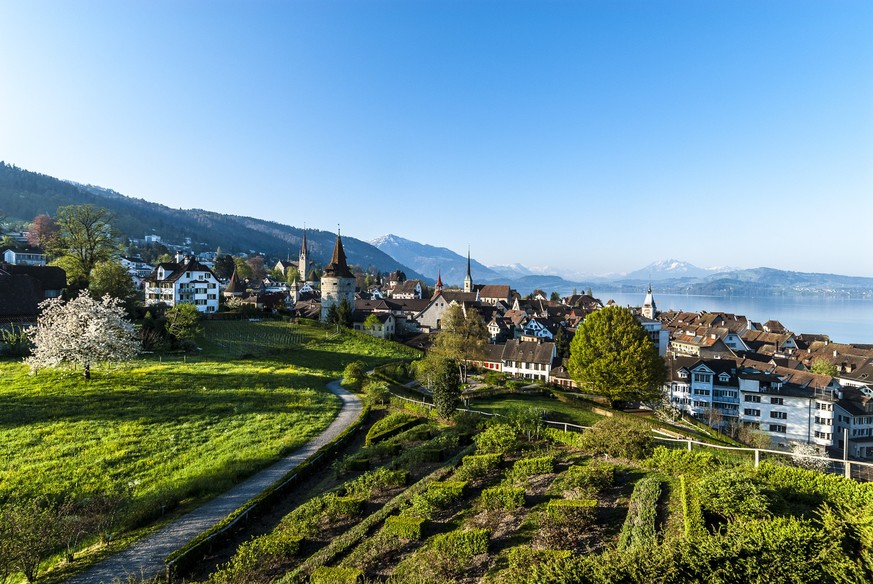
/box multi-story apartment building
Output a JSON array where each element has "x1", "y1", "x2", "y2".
[{"x1": 142, "y1": 257, "x2": 220, "y2": 313}]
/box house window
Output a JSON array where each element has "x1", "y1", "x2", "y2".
[
  {"x1": 815, "y1": 416, "x2": 833, "y2": 426},
  {"x1": 771, "y1": 397, "x2": 784, "y2": 405},
  {"x1": 769, "y1": 424, "x2": 787, "y2": 433},
  {"x1": 693, "y1": 389, "x2": 711, "y2": 396},
  {"x1": 744, "y1": 408, "x2": 760, "y2": 417},
  {"x1": 693, "y1": 373, "x2": 712, "y2": 383},
  {"x1": 744, "y1": 395, "x2": 761, "y2": 403},
  {"x1": 770, "y1": 411, "x2": 787, "y2": 420}
]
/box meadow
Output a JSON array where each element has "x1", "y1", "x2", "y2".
[{"x1": 0, "y1": 318, "x2": 418, "y2": 579}]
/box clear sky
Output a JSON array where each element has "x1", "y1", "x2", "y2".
[{"x1": 1, "y1": 0, "x2": 871, "y2": 277}]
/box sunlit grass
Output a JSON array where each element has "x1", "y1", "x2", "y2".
[{"x1": 0, "y1": 319, "x2": 417, "y2": 534}]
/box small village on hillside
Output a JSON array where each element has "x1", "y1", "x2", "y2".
[{"x1": 4, "y1": 220, "x2": 873, "y2": 463}]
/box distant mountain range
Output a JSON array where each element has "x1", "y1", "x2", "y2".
[
  {"x1": 0, "y1": 162, "x2": 429, "y2": 281},
  {"x1": 371, "y1": 233, "x2": 873, "y2": 298},
  {"x1": 2, "y1": 162, "x2": 872, "y2": 298}
]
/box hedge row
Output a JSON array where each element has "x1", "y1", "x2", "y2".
[
  {"x1": 618, "y1": 476, "x2": 662, "y2": 550},
  {"x1": 551, "y1": 462, "x2": 614, "y2": 495},
  {"x1": 309, "y1": 566, "x2": 362, "y2": 584},
  {"x1": 480, "y1": 486, "x2": 526, "y2": 511},
  {"x1": 680, "y1": 475, "x2": 706, "y2": 540},
  {"x1": 512, "y1": 455, "x2": 555, "y2": 477},
  {"x1": 384, "y1": 515, "x2": 425, "y2": 540},
  {"x1": 365, "y1": 412, "x2": 421, "y2": 446},
  {"x1": 456, "y1": 453, "x2": 502, "y2": 480},
  {"x1": 431, "y1": 528, "x2": 490, "y2": 558}
]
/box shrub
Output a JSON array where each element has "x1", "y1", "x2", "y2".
[
  {"x1": 342, "y1": 360, "x2": 368, "y2": 391},
  {"x1": 431, "y1": 528, "x2": 489, "y2": 558},
  {"x1": 209, "y1": 534, "x2": 303, "y2": 584},
  {"x1": 644, "y1": 446, "x2": 718, "y2": 476},
  {"x1": 698, "y1": 469, "x2": 769, "y2": 521},
  {"x1": 550, "y1": 461, "x2": 615, "y2": 497},
  {"x1": 344, "y1": 468, "x2": 409, "y2": 498},
  {"x1": 474, "y1": 422, "x2": 517, "y2": 455},
  {"x1": 546, "y1": 498, "x2": 597, "y2": 520},
  {"x1": 327, "y1": 496, "x2": 365, "y2": 518},
  {"x1": 428, "y1": 481, "x2": 467, "y2": 501},
  {"x1": 512, "y1": 455, "x2": 555, "y2": 477},
  {"x1": 310, "y1": 566, "x2": 363, "y2": 584},
  {"x1": 384, "y1": 515, "x2": 425, "y2": 540},
  {"x1": 507, "y1": 547, "x2": 572, "y2": 570},
  {"x1": 618, "y1": 476, "x2": 661, "y2": 550},
  {"x1": 579, "y1": 418, "x2": 654, "y2": 460},
  {"x1": 543, "y1": 427, "x2": 586, "y2": 449},
  {"x1": 456, "y1": 453, "x2": 501, "y2": 480},
  {"x1": 365, "y1": 412, "x2": 419, "y2": 446},
  {"x1": 481, "y1": 486, "x2": 526, "y2": 510},
  {"x1": 679, "y1": 475, "x2": 706, "y2": 540}
]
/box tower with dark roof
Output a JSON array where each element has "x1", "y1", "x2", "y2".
[
  {"x1": 463, "y1": 247, "x2": 473, "y2": 293},
  {"x1": 299, "y1": 228, "x2": 309, "y2": 282},
  {"x1": 320, "y1": 230, "x2": 356, "y2": 321},
  {"x1": 435, "y1": 270, "x2": 443, "y2": 295}
]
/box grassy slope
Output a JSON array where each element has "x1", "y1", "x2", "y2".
[{"x1": 0, "y1": 319, "x2": 417, "y2": 534}]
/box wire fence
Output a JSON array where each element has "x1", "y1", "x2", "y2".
[{"x1": 389, "y1": 392, "x2": 873, "y2": 483}]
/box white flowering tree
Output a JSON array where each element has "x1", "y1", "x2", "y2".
[{"x1": 25, "y1": 291, "x2": 140, "y2": 379}]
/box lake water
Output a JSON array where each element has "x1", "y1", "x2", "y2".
[{"x1": 599, "y1": 292, "x2": 873, "y2": 345}]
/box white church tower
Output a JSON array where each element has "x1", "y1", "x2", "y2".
[{"x1": 641, "y1": 284, "x2": 658, "y2": 319}]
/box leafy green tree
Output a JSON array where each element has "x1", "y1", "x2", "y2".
[
  {"x1": 327, "y1": 297, "x2": 353, "y2": 329},
  {"x1": 88, "y1": 260, "x2": 140, "y2": 316},
  {"x1": 213, "y1": 254, "x2": 236, "y2": 280},
  {"x1": 342, "y1": 360, "x2": 368, "y2": 391},
  {"x1": 567, "y1": 306, "x2": 667, "y2": 407},
  {"x1": 165, "y1": 303, "x2": 202, "y2": 344},
  {"x1": 233, "y1": 256, "x2": 253, "y2": 280},
  {"x1": 550, "y1": 291, "x2": 561, "y2": 302},
  {"x1": 365, "y1": 380, "x2": 390, "y2": 406},
  {"x1": 246, "y1": 256, "x2": 267, "y2": 282},
  {"x1": 431, "y1": 357, "x2": 462, "y2": 419},
  {"x1": 52, "y1": 205, "x2": 118, "y2": 287},
  {"x1": 554, "y1": 326, "x2": 572, "y2": 360},
  {"x1": 810, "y1": 357, "x2": 838, "y2": 376},
  {"x1": 431, "y1": 304, "x2": 488, "y2": 382},
  {"x1": 286, "y1": 266, "x2": 301, "y2": 283},
  {"x1": 363, "y1": 313, "x2": 381, "y2": 332}
]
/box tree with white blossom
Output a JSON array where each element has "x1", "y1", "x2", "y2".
[{"x1": 25, "y1": 291, "x2": 140, "y2": 380}]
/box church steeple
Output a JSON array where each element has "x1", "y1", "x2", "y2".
[
  {"x1": 299, "y1": 226, "x2": 309, "y2": 282},
  {"x1": 463, "y1": 246, "x2": 473, "y2": 293},
  {"x1": 435, "y1": 270, "x2": 443, "y2": 294}
]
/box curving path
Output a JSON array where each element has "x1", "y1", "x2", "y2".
[{"x1": 66, "y1": 381, "x2": 361, "y2": 584}]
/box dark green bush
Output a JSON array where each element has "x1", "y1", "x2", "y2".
[
  {"x1": 474, "y1": 422, "x2": 517, "y2": 455},
  {"x1": 551, "y1": 461, "x2": 614, "y2": 496},
  {"x1": 456, "y1": 453, "x2": 502, "y2": 480},
  {"x1": 543, "y1": 427, "x2": 586, "y2": 448},
  {"x1": 618, "y1": 476, "x2": 661, "y2": 550},
  {"x1": 579, "y1": 418, "x2": 654, "y2": 460},
  {"x1": 327, "y1": 496, "x2": 365, "y2": 518}
]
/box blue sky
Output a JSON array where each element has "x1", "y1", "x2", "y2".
[{"x1": 1, "y1": 0, "x2": 871, "y2": 276}]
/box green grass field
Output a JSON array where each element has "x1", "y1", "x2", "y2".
[
  {"x1": 0, "y1": 319, "x2": 418, "y2": 553},
  {"x1": 467, "y1": 394, "x2": 604, "y2": 427}
]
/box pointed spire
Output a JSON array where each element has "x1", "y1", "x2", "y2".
[
  {"x1": 466, "y1": 246, "x2": 472, "y2": 278},
  {"x1": 301, "y1": 225, "x2": 308, "y2": 255},
  {"x1": 464, "y1": 245, "x2": 473, "y2": 293},
  {"x1": 324, "y1": 229, "x2": 354, "y2": 278}
]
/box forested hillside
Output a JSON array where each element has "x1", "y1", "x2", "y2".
[{"x1": 0, "y1": 162, "x2": 427, "y2": 280}]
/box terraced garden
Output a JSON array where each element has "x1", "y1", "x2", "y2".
[{"x1": 185, "y1": 394, "x2": 873, "y2": 584}]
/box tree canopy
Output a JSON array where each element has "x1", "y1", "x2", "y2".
[
  {"x1": 430, "y1": 304, "x2": 489, "y2": 382},
  {"x1": 416, "y1": 354, "x2": 461, "y2": 419},
  {"x1": 25, "y1": 291, "x2": 140, "y2": 379},
  {"x1": 51, "y1": 205, "x2": 118, "y2": 288},
  {"x1": 567, "y1": 306, "x2": 667, "y2": 406},
  {"x1": 88, "y1": 260, "x2": 140, "y2": 316}
]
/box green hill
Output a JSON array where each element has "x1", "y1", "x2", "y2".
[{"x1": 0, "y1": 161, "x2": 429, "y2": 281}]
